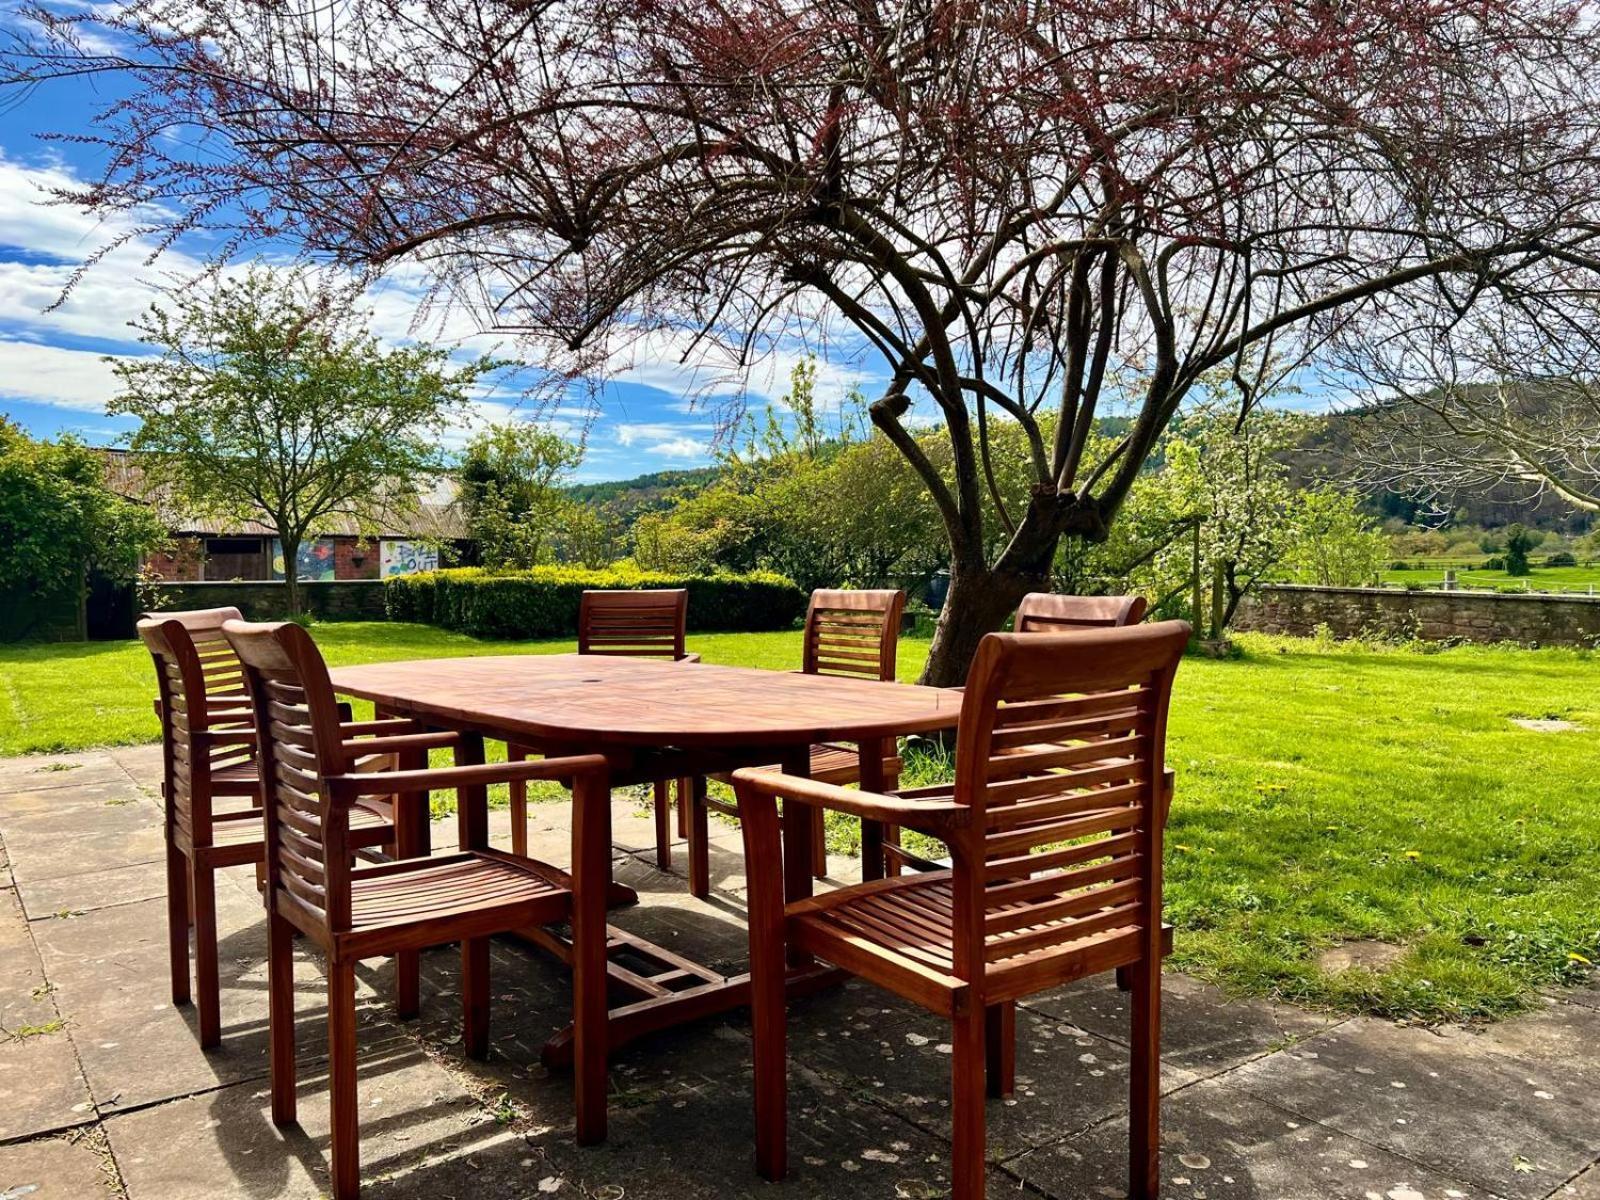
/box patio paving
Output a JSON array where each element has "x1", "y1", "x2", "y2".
[{"x1": 0, "y1": 746, "x2": 1596, "y2": 1199}]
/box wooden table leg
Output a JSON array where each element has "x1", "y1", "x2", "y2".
[
  {"x1": 688, "y1": 775, "x2": 711, "y2": 899},
  {"x1": 454, "y1": 732, "x2": 488, "y2": 852},
  {"x1": 507, "y1": 744, "x2": 529, "y2": 858},
  {"x1": 856, "y1": 735, "x2": 887, "y2": 883}
]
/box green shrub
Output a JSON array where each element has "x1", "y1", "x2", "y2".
[
  {"x1": 384, "y1": 565, "x2": 806, "y2": 639},
  {"x1": 1545, "y1": 550, "x2": 1578, "y2": 567}
]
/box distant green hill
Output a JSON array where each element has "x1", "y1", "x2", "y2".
[{"x1": 565, "y1": 465, "x2": 722, "y2": 526}]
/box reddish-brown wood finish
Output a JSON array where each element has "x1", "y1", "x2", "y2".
[
  {"x1": 510, "y1": 589, "x2": 698, "y2": 869},
  {"x1": 1006, "y1": 592, "x2": 1173, "y2": 1000},
  {"x1": 326, "y1": 653, "x2": 962, "y2": 1062},
  {"x1": 330, "y1": 653, "x2": 959, "y2": 748},
  {"x1": 1014, "y1": 592, "x2": 1149, "y2": 632},
  {"x1": 733, "y1": 621, "x2": 1189, "y2": 1200},
  {"x1": 224, "y1": 619, "x2": 612, "y2": 1200},
  {"x1": 138, "y1": 607, "x2": 402, "y2": 1048},
  {"x1": 693, "y1": 589, "x2": 906, "y2": 897}
]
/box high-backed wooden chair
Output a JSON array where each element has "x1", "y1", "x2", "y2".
[
  {"x1": 139, "y1": 607, "x2": 403, "y2": 1048},
  {"x1": 224, "y1": 618, "x2": 612, "y2": 1200},
  {"x1": 733, "y1": 621, "x2": 1189, "y2": 1200},
  {"x1": 688, "y1": 589, "x2": 906, "y2": 899},
  {"x1": 1015, "y1": 592, "x2": 1149, "y2": 632},
  {"x1": 508, "y1": 589, "x2": 698, "y2": 870}
]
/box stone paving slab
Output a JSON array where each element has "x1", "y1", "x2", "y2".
[
  {"x1": 1025, "y1": 972, "x2": 1347, "y2": 1083},
  {"x1": 29, "y1": 885, "x2": 354, "y2": 1114},
  {"x1": 1559, "y1": 1166, "x2": 1600, "y2": 1199},
  {"x1": 1004, "y1": 1077, "x2": 1498, "y2": 1200},
  {"x1": 1226, "y1": 1014, "x2": 1599, "y2": 1199},
  {"x1": 3, "y1": 747, "x2": 1599, "y2": 1200},
  {"x1": 0, "y1": 1130, "x2": 119, "y2": 1199},
  {"x1": 793, "y1": 997, "x2": 1200, "y2": 1164},
  {"x1": 103, "y1": 1035, "x2": 505, "y2": 1200},
  {"x1": 0, "y1": 887, "x2": 93, "y2": 1142},
  {"x1": 22, "y1": 859, "x2": 170, "y2": 919},
  {"x1": 0, "y1": 753, "x2": 138, "y2": 794}
]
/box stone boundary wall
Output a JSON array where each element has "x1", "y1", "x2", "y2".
[
  {"x1": 1235, "y1": 584, "x2": 1600, "y2": 647},
  {"x1": 147, "y1": 580, "x2": 387, "y2": 622}
]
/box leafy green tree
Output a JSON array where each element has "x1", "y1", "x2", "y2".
[
  {"x1": 633, "y1": 361, "x2": 947, "y2": 589},
  {"x1": 460, "y1": 422, "x2": 585, "y2": 568},
  {"x1": 1282, "y1": 490, "x2": 1389, "y2": 587},
  {"x1": 0, "y1": 419, "x2": 164, "y2": 636},
  {"x1": 1503, "y1": 523, "x2": 1536, "y2": 576},
  {"x1": 109, "y1": 267, "x2": 493, "y2": 614},
  {"x1": 1164, "y1": 403, "x2": 1308, "y2": 634}
]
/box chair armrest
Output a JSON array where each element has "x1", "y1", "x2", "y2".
[
  {"x1": 324, "y1": 753, "x2": 609, "y2": 801},
  {"x1": 730, "y1": 768, "x2": 968, "y2": 835},
  {"x1": 340, "y1": 717, "x2": 436, "y2": 736},
  {"x1": 338, "y1": 730, "x2": 461, "y2": 757}
]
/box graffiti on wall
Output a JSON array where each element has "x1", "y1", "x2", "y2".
[
  {"x1": 379, "y1": 540, "x2": 439, "y2": 577},
  {"x1": 270, "y1": 539, "x2": 338, "y2": 581}
]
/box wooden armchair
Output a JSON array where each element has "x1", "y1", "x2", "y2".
[
  {"x1": 508, "y1": 588, "x2": 699, "y2": 869},
  {"x1": 224, "y1": 618, "x2": 612, "y2": 1200},
  {"x1": 689, "y1": 588, "x2": 906, "y2": 899},
  {"x1": 139, "y1": 607, "x2": 411, "y2": 1047},
  {"x1": 732, "y1": 621, "x2": 1190, "y2": 1200},
  {"x1": 1015, "y1": 591, "x2": 1148, "y2": 632}
]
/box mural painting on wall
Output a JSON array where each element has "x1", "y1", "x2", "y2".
[
  {"x1": 271, "y1": 539, "x2": 339, "y2": 582},
  {"x1": 380, "y1": 540, "x2": 439, "y2": 578}
]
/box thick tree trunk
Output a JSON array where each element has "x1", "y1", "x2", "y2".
[
  {"x1": 281, "y1": 537, "x2": 302, "y2": 617},
  {"x1": 918, "y1": 559, "x2": 1048, "y2": 687}
]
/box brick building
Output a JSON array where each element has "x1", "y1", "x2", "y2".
[{"x1": 104, "y1": 451, "x2": 470, "y2": 582}]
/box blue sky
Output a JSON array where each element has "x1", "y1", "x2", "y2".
[
  {"x1": 0, "y1": 58, "x2": 893, "y2": 482},
  {"x1": 0, "y1": 33, "x2": 1351, "y2": 483}
]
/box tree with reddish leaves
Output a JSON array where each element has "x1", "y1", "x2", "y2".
[{"x1": 8, "y1": 0, "x2": 1600, "y2": 682}]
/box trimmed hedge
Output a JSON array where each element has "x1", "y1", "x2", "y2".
[{"x1": 385, "y1": 565, "x2": 807, "y2": 639}]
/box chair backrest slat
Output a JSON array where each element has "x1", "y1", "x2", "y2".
[
  {"x1": 802, "y1": 589, "x2": 905, "y2": 681},
  {"x1": 137, "y1": 607, "x2": 253, "y2": 846},
  {"x1": 224, "y1": 620, "x2": 356, "y2": 937},
  {"x1": 949, "y1": 622, "x2": 1188, "y2": 982},
  {"x1": 578, "y1": 589, "x2": 688, "y2": 659},
  {"x1": 1014, "y1": 593, "x2": 1147, "y2": 633}
]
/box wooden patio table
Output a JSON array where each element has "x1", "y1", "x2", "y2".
[{"x1": 326, "y1": 653, "x2": 962, "y2": 1072}]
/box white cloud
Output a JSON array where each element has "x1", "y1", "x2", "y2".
[
  {"x1": 0, "y1": 340, "x2": 131, "y2": 411},
  {"x1": 615, "y1": 421, "x2": 714, "y2": 447},
  {"x1": 645, "y1": 436, "x2": 710, "y2": 460}
]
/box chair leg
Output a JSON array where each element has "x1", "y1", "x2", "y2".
[
  {"x1": 508, "y1": 745, "x2": 529, "y2": 859},
  {"x1": 192, "y1": 867, "x2": 221, "y2": 1049},
  {"x1": 652, "y1": 779, "x2": 672, "y2": 870},
  {"x1": 985, "y1": 1001, "x2": 1016, "y2": 1098},
  {"x1": 951, "y1": 1007, "x2": 989, "y2": 1200},
  {"x1": 267, "y1": 910, "x2": 298, "y2": 1127},
  {"x1": 462, "y1": 937, "x2": 490, "y2": 1060},
  {"x1": 810, "y1": 807, "x2": 827, "y2": 879},
  {"x1": 395, "y1": 951, "x2": 420, "y2": 1020},
  {"x1": 1129, "y1": 957, "x2": 1161, "y2": 1200},
  {"x1": 675, "y1": 777, "x2": 690, "y2": 838},
  {"x1": 688, "y1": 776, "x2": 711, "y2": 899},
  {"x1": 165, "y1": 841, "x2": 191, "y2": 1008},
  {"x1": 327, "y1": 959, "x2": 361, "y2": 1200},
  {"x1": 746, "y1": 848, "x2": 788, "y2": 1180}
]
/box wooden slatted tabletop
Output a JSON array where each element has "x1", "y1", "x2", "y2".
[
  {"x1": 326, "y1": 652, "x2": 963, "y2": 1066},
  {"x1": 328, "y1": 653, "x2": 961, "y2": 748}
]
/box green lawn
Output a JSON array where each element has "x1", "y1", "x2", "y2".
[
  {"x1": 2, "y1": 621, "x2": 1597, "y2": 1022},
  {"x1": 1382, "y1": 561, "x2": 1600, "y2": 593}
]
